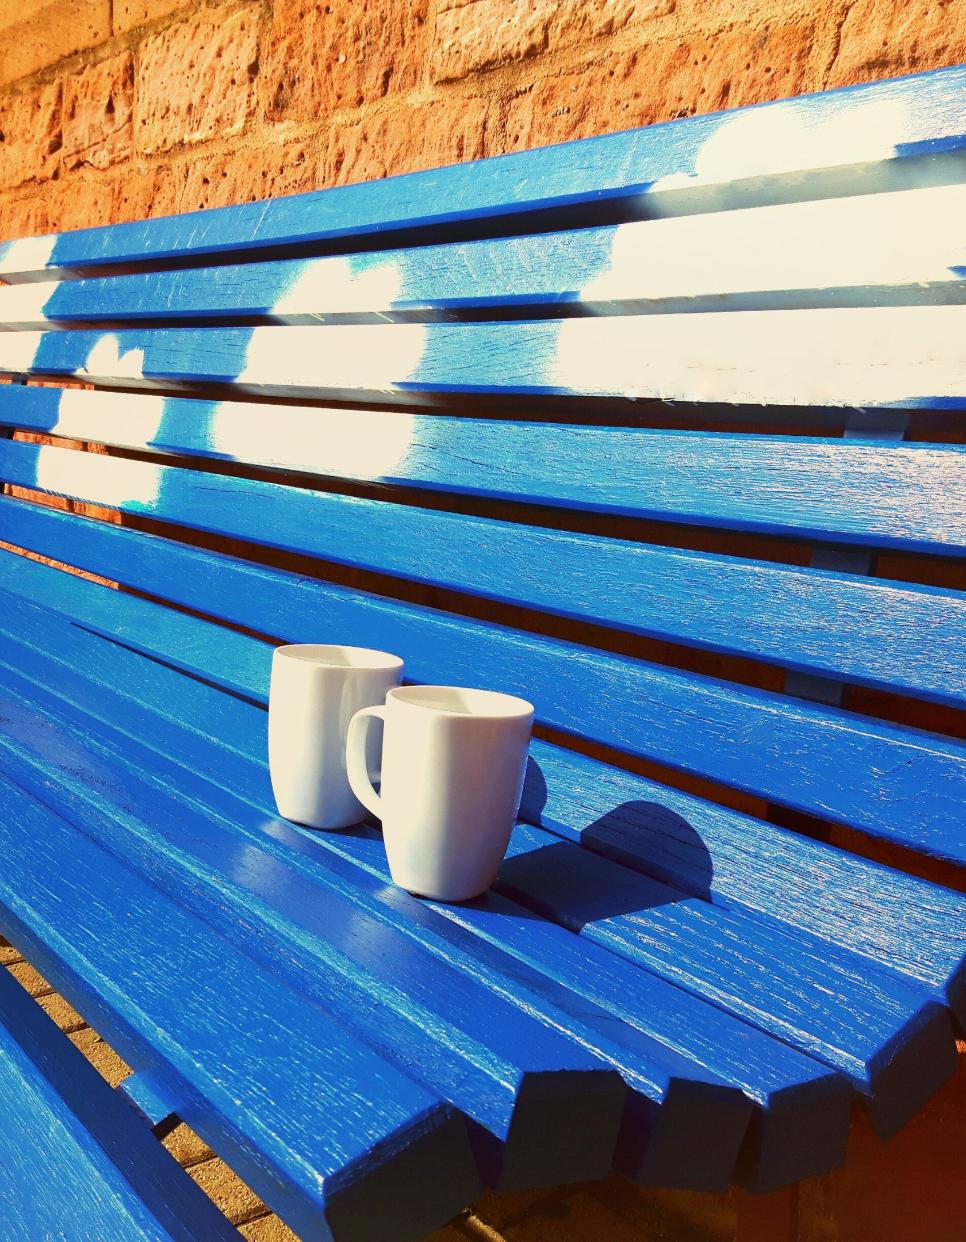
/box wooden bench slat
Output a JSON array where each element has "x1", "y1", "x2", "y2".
[
  {"x1": 2, "y1": 449, "x2": 965, "y2": 713},
  {"x1": 3, "y1": 391, "x2": 964, "y2": 553},
  {"x1": 1, "y1": 309, "x2": 963, "y2": 408},
  {"x1": 0, "y1": 65, "x2": 962, "y2": 282},
  {"x1": 0, "y1": 684, "x2": 630, "y2": 1194},
  {"x1": 0, "y1": 676, "x2": 777, "y2": 1196},
  {"x1": 0, "y1": 558, "x2": 959, "y2": 1139},
  {"x1": 0, "y1": 611, "x2": 861, "y2": 1191},
  {"x1": 0, "y1": 964, "x2": 240, "y2": 1241},
  {"x1": 4, "y1": 568, "x2": 961, "y2": 1037},
  {"x1": 1, "y1": 184, "x2": 962, "y2": 328},
  {"x1": 0, "y1": 776, "x2": 482, "y2": 1242},
  {"x1": 1, "y1": 528, "x2": 962, "y2": 868}
]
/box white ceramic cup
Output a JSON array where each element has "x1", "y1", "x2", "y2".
[
  {"x1": 268, "y1": 644, "x2": 403, "y2": 830},
  {"x1": 345, "y1": 685, "x2": 535, "y2": 901}
]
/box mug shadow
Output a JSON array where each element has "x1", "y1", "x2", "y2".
[{"x1": 500, "y1": 757, "x2": 714, "y2": 929}]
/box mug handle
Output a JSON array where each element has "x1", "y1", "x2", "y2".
[{"x1": 346, "y1": 705, "x2": 386, "y2": 819}]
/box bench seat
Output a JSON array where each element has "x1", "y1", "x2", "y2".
[
  {"x1": 0, "y1": 948, "x2": 239, "y2": 1240},
  {"x1": 0, "y1": 62, "x2": 964, "y2": 1240}
]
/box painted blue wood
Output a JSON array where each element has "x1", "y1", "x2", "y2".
[
  {"x1": 0, "y1": 619, "x2": 856, "y2": 1191},
  {"x1": 1, "y1": 448, "x2": 964, "y2": 710},
  {"x1": 0, "y1": 687, "x2": 628, "y2": 1193},
  {"x1": 0, "y1": 311, "x2": 962, "y2": 409},
  {"x1": 1, "y1": 184, "x2": 962, "y2": 327},
  {"x1": 4, "y1": 570, "x2": 961, "y2": 1041},
  {"x1": 0, "y1": 776, "x2": 481, "y2": 1241},
  {"x1": 2, "y1": 390, "x2": 964, "y2": 555},
  {"x1": 0, "y1": 576, "x2": 958, "y2": 1140},
  {"x1": 0, "y1": 964, "x2": 240, "y2": 1241},
  {"x1": 1, "y1": 517, "x2": 964, "y2": 865},
  {"x1": 0, "y1": 65, "x2": 963, "y2": 280}
]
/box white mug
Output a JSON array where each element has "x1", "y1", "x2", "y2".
[
  {"x1": 268, "y1": 644, "x2": 403, "y2": 830},
  {"x1": 346, "y1": 685, "x2": 535, "y2": 901}
]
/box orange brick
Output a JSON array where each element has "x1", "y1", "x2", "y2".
[
  {"x1": 135, "y1": 1, "x2": 262, "y2": 155},
  {"x1": 63, "y1": 52, "x2": 134, "y2": 171},
  {"x1": 0, "y1": 1, "x2": 111, "y2": 88},
  {"x1": 154, "y1": 139, "x2": 319, "y2": 215},
  {"x1": 430, "y1": 0, "x2": 673, "y2": 83},
  {"x1": 189, "y1": 1156, "x2": 267, "y2": 1226},
  {"x1": 504, "y1": 21, "x2": 820, "y2": 150},
  {"x1": 0, "y1": 939, "x2": 23, "y2": 964},
  {"x1": 42, "y1": 164, "x2": 159, "y2": 233},
  {"x1": 6, "y1": 960, "x2": 54, "y2": 997},
  {"x1": 0, "y1": 82, "x2": 62, "y2": 192},
  {"x1": 162, "y1": 1122, "x2": 215, "y2": 1168},
  {"x1": 826, "y1": 0, "x2": 966, "y2": 87},
  {"x1": 114, "y1": 1, "x2": 191, "y2": 36},
  {"x1": 327, "y1": 96, "x2": 491, "y2": 185},
  {"x1": 68, "y1": 1026, "x2": 132, "y2": 1087},
  {"x1": 264, "y1": 0, "x2": 428, "y2": 123},
  {"x1": 239, "y1": 1214, "x2": 299, "y2": 1241},
  {"x1": 37, "y1": 991, "x2": 86, "y2": 1032}
]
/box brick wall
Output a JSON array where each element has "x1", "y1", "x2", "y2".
[{"x1": 1, "y1": 0, "x2": 965, "y2": 239}]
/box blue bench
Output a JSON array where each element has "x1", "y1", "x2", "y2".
[
  {"x1": 0, "y1": 953, "x2": 239, "y2": 1239},
  {"x1": 0, "y1": 62, "x2": 963, "y2": 1240}
]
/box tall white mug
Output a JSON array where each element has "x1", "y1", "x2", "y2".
[
  {"x1": 268, "y1": 644, "x2": 403, "y2": 830},
  {"x1": 346, "y1": 685, "x2": 535, "y2": 901}
]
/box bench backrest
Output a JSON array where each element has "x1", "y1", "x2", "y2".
[{"x1": 0, "y1": 63, "x2": 964, "y2": 885}]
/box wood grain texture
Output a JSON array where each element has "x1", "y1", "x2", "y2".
[
  {"x1": 5, "y1": 568, "x2": 961, "y2": 1040},
  {"x1": 1, "y1": 390, "x2": 964, "y2": 556},
  {"x1": 0, "y1": 963, "x2": 240, "y2": 1241},
  {"x1": 0, "y1": 517, "x2": 964, "y2": 865},
  {"x1": 0, "y1": 770, "x2": 481, "y2": 1241},
  {"x1": 0, "y1": 648, "x2": 948, "y2": 1131},
  {"x1": 0, "y1": 309, "x2": 963, "y2": 408},
  {"x1": 0, "y1": 65, "x2": 963, "y2": 281},
  {"x1": 0, "y1": 685, "x2": 627, "y2": 1194},
  {"x1": 0, "y1": 184, "x2": 962, "y2": 327},
  {"x1": 0, "y1": 608, "x2": 856, "y2": 1193},
  {"x1": 0, "y1": 448, "x2": 963, "y2": 709}
]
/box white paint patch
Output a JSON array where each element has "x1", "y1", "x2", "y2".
[
  {"x1": 207, "y1": 403, "x2": 417, "y2": 479},
  {"x1": 549, "y1": 306, "x2": 966, "y2": 406},
  {"x1": 0, "y1": 234, "x2": 57, "y2": 281},
  {"x1": 45, "y1": 389, "x2": 168, "y2": 450},
  {"x1": 237, "y1": 324, "x2": 427, "y2": 394},
  {"x1": 0, "y1": 330, "x2": 44, "y2": 372},
  {"x1": 272, "y1": 257, "x2": 405, "y2": 317},
  {"x1": 651, "y1": 96, "x2": 908, "y2": 196},
  {"x1": 33, "y1": 442, "x2": 163, "y2": 509},
  {"x1": 579, "y1": 184, "x2": 966, "y2": 304},
  {"x1": 74, "y1": 334, "x2": 146, "y2": 382},
  {"x1": 0, "y1": 279, "x2": 61, "y2": 329}
]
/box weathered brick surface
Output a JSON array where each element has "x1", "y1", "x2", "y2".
[
  {"x1": 189, "y1": 1156, "x2": 268, "y2": 1226},
  {"x1": 0, "y1": 1, "x2": 111, "y2": 88},
  {"x1": 63, "y1": 52, "x2": 134, "y2": 171},
  {"x1": 430, "y1": 0, "x2": 675, "y2": 83},
  {"x1": 154, "y1": 138, "x2": 317, "y2": 214},
  {"x1": 68, "y1": 1026, "x2": 132, "y2": 1087},
  {"x1": 114, "y1": 0, "x2": 191, "y2": 36},
  {"x1": 239, "y1": 1214, "x2": 299, "y2": 1241},
  {"x1": 327, "y1": 96, "x2": 491, "y2": 184},
  {"x1": 0, "y1": 81, "x2": 62, "y2": 191},
  {"x1": 264, "y1": 0, "x2": 428, "y2": 121},
  {"x1": 826, "y1": 0, "x2": 966, "y2": 86},
  {"x1": 38, "y1": 163, "x2": 160, "y2": 234},
  {"x1": 505, "y1": 21, "x2": 820, "y2": 150},
  {"x1": 135, "y1": 1, "x2": 262, "y2": 154}
]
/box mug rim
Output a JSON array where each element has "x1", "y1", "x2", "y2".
[
  {"x1": 274, "y1": 643, "x2": 404, "y2": 671},
  {"x1": 387, "y1": 684, "x2": 534, "y2": 719}
]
